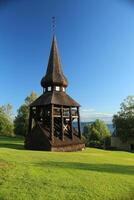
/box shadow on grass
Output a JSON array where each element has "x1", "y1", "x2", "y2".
[
  {"x1": 36, "y1": 161, "x2": 134, "y2": 175},
  {"x1": 0, "y1": 136, "x2": 24, "y2": 150},
  {"x1": 0, "y1": 143, "x2": 24, "y2": 150}
]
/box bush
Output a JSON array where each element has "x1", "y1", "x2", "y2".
[
  {"x1": 104, "y1": 135, "x2": 111, "y2": 149},
  {"x1": 89, "y1": 140, "x2": 102, "y2": 148}
]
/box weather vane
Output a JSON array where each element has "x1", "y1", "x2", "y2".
[{"x1": 52, "y1": 16, "x2": 56, "y2": 34}]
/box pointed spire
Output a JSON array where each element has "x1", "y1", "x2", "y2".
[{"x1": 41, "y1": 34, "x2": 68, "y2": 88}]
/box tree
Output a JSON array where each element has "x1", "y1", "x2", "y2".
[
  {"x1": 1, "y1": 104, "x2": 13, "y2": 117},
  {"x1": 113, "y1": 96, "x2": 134, "y2": 142},
  {"x1": 14, "y1": 91, "x2": 38, "y2": 136},
  {"x1": 83, "y1": 119, "x2": 111, "y2": 148},
  {"x1": 83, "y1": 125, "x2": 91, "y2": 146},
  {"x1": 0, "y1": 104, "x2": 14, "y2": 136}
]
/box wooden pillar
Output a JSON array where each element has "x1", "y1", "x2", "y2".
[
  {"x1": 61, "y1": 106, "x2": 64, "y2": 141},
  {"x1": 77, "y1": 107, "x2": 81, "y2": 139},
  {"x1": 50, "y1": 104, "x2": 54, "y2": 142},
  {"x1": 36, "y1": 107, "x2": 41, "y2": 121},
  {"x1": 28, "y1": 107, "x2": 33, "y2": 133},
  {"x1": 69, "y1": 107, "x2": 73, "y2": 139}
]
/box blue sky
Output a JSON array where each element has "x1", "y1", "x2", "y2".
[{"x1": 0, "y1": 0, "x2": 134, "y2": 122}]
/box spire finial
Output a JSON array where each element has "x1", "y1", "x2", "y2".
[{"x1": 52, "y1": 16, "x2": 56, "y2": 34}]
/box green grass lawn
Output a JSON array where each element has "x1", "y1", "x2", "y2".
[{"x1": 0, "y1": 136, "x2": 134, "y2": 200}]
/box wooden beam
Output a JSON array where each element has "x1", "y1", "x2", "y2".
[
  {"x1": 61, "y1": 106, "x2": 64, "y2": 141},
  {"x1": 77, "y1": 107, "x2": 81, "y2": 139},
  {"x1": 69, "y1": 107, "x2": 73, "y2": 139},
  {"x1": 50, "y1": 104, "x2": 54, "y2": 142}
]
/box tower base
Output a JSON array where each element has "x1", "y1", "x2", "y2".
[{"x1": 25, "y1": 124, "x2": 85, "y2": 152}]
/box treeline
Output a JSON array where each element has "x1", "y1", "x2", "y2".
[
  {"x1": 0, "y1": 91, "x2": 38, "y2": 137},
  {"x1": 83, "y1": 96, "x2": 134, "y2": 149}
]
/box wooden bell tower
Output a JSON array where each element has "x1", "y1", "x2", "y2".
[{"x1": 25, "y1": 34, "x2": 85, "y2": 151}]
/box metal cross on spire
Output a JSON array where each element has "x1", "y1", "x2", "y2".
[{"x1": 52, "y1": 16, "x2": 56, "y2": 34}]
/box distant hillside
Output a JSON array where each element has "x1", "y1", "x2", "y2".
[{"x1": 73, "y1": 122, "x2": 114, "y2": 134}]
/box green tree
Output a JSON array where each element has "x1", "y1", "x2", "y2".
[
  {"x1": 83, "y1": 125, "x2": 90, "y2": 146},
  {"x1": 1, "y1": 104, "x2": 13, "y2": 117},
  {"x1": 83, "y1": 119, "x2": 111, "y2": 148},
  {"x1": 0, "y1": 104, "x2": 14, "y2": 136},
  {"x1": 113, "y1": 96, "x2": 134, "y2": 142},
  {"x1": 14, "y1": 91, "x2": 38, "y2": 136}
]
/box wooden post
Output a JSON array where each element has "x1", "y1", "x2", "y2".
[
  {"x1": 77, "y1": 107, "x2": 81, "y2": 139},
  {"x1": 69, "y1": 107, "x2": 73, "y2": 139},
  {"x1": 61, "y1": 106, "x2": 64, "y2": 141},
  {"x1": 50, "y1": 104, "x2": 54, "y2": 142},
  {"x1": 28, "y1": 107, "x2": 32, "y2": 133}
]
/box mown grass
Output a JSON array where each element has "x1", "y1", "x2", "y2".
[{"x1": 0, "y1": 136, "x2": 134, "y2": 200}]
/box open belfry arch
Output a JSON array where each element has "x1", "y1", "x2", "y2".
[{"x1": 25, "y1": 33, "x2": 85, "y2": 151}]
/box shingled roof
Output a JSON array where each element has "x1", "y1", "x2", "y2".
[
  {"x1": 30, "y1": 91, "x2": 80, "y2": 107},
  {"x1": 41, "y1": 35, "x2": 68, "y2": 88}
]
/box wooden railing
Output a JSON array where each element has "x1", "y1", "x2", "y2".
[{"x1": 53, "y1": 107, "x2": 78, "y2": 117}]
